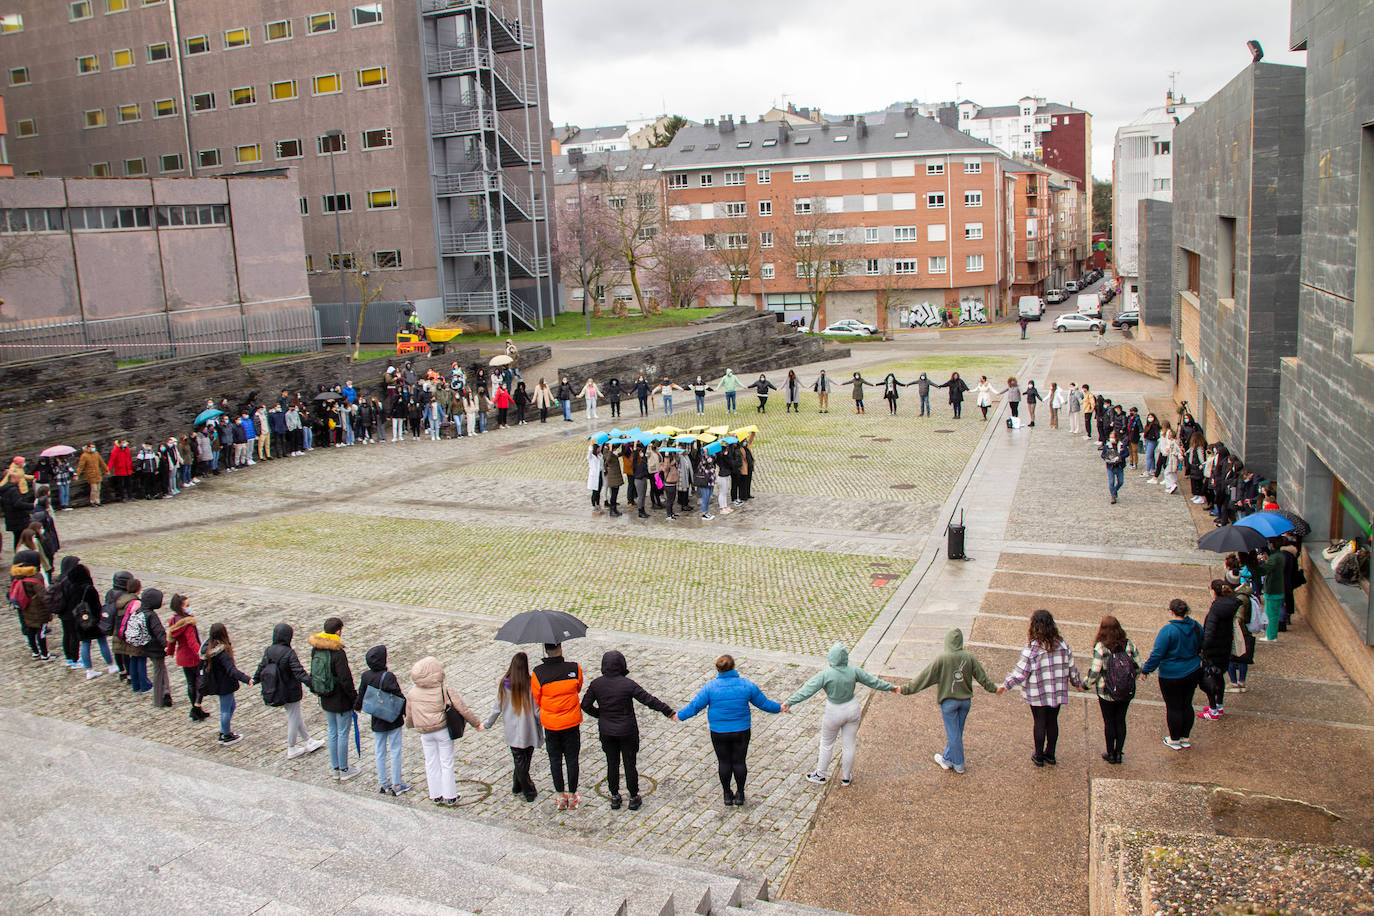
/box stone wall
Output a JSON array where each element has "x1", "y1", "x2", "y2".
[{"x1": 1136, "y1": 198, "x2": 1173, "y2": 328}]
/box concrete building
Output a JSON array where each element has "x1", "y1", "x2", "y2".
[
  {"x1": 1170, "y1": 62, "x2": 1305, "y2": 477},
  {"x1": 1136, "y1": 197, "x2": 1172, "y2": 328},
  {"x1": 553, "y1": 116, "x2": 677, "y2": 156},
  {"x1": 0, "y1": 174, "x2": 313, "y2": 360},
  {"x1": 1046, "y1": 167, "x2": 1084, "y2": 290},
  {"x1": 0, "y1": 0, "x2": 555, "y2": 336},
  {"x1": 0, "y1": 96, "x2": 11, "y2": 178},
  {"x1": 1278, "y1": 0, "x2": 1374, "y2": 642},
  {"x1": 1113, "y1": 91, "x2": 1196, "y2": 312}
]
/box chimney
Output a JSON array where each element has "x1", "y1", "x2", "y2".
[
  {"x1": 1166, "y1": 88, "x2": 1174, "y2": 105},
  {"x1": 720, "y1": 115, "x2": 735, "y2": 133},
  {"x1": 843, "y1": 114, "x2": 855, "y2": 123},
  {"x1": 856, "y1": 116, "x2": 867, "y2": 138},
  {"x1": 704, "y1": 118, "x2": 715, "y2": 127},
  {"x1": 904, "y1": 105, "x2": 915, "y2": 119}
]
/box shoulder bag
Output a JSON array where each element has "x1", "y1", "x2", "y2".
[{"x1": 443, "y1": 687, "x2": 466, "y2": 739}]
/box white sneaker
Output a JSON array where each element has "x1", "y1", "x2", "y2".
[
  {"x1": 804, "y1": 771, "x2": 827, "y2": 784},
  {"x1": 338, "y1": 767, "x2": 362, "y2": 782},
  {"x1": 1147, "y1": 478, "x2": 1158, "y2": 484},
  {"x1": 286, "y1": 746, "x2": 306, "y2": 760},
  {"x1": 86, "y1": 668, "x2": 105, "y2": 680},
  {"x1": 107, "y1": 664, "x2": 119, "y2": 674},
  {"x1": 305, "y1": 738, "x2": 326, "y2": 753}
]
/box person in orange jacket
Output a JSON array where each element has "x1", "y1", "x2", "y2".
[{"x1": 531, "y1": 642, "x2": 584, "y2": 810}]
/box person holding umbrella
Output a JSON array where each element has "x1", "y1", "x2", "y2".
[{"x1": 675, "y1": 654, "x2": 787, "y2": 807}]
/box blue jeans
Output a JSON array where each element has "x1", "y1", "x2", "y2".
[
  {"x1": 218, "y1": 692, "x2": 236, "y2": 735},
  {"x1": 80, "y1": 637, "x2": 112, "y2": 668},
  {"x1": 1144, "y1": 439, "x2": 1158, "y2": 474},
  {"x1": 57, "y1": 482, "x2": 70, "y2": 508},
  {"x1": 920, "y1": 394, "x2": 931, "y2": 416},
  {"x1": 700, "y1": 485, "x2": 714, "y2": 514},
  {"x1": 725, "y1": 391, "x2": 736, "y2": 411},
  {"x1": 326, "y1": 710, "x2": 352, "y2": 770},
  {"x1": 477, "y1": 411, "x2": 487, "y2": 433},
  {"x1": 939, "y1": 698, "x2": 970, "y2": 770},
  {"x1": 663, "y1": 395, "x2": 673, "y2": 415},
  {"x1": 343, "y1": 413, "x2": 355, "y2": 445},
  {"x1": 562, "y1": 400, "x2": 572, "y2": 421},
  {"x1": 302, "y1": 427, "x2": 313, "y2": 449},
  {"x1": 1107, "y1": 464, "x2": 1124, "y2": 499},
  {"x1": 374, "y1": 726, "x2": 404, "y2": 788},
  {"x1": 127, "y1": 656, "x2": 150, "y2": 692},
  {"x1": 695, "y1": 393, "x2": 706, "y2": 413}
]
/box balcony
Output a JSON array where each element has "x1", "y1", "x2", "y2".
[
  {"x1": 421, "y1": 1, "x2": 529, "y2": 52},
  {"x1": 439, "y1": 228, "x2": 548, "y2": 278},
  {"x1": 434, "y1": 170, "x2": 545, "y2": 221},
  {"x1": 427, "y1": 47, "x2": 532, "y2": 109},
  {"x1": 443, "y1": 288, "x2": 540, "y2": 331},
  {"x1": 430, "y1": 108, "x2": 541, "y2": 165}
]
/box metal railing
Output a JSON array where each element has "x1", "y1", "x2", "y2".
[
  {"x1": 440, "y1": 228, "x2": 503, "y2": 255},
  {"x1": 434, "y1": 171, "x2": 544, "y2": 220},
  {"x1": 421, "y1": 0, "x2": 527, "y2": 47},
  {"x1": 427, "y1": 48, "x2": 531, "y2": 103},
  {"x1": 430, "y1": 108, "x2": 541, "y2": 161},
  {"x1": 442, "y1": 289, "x2": 538, "y2": 329}
]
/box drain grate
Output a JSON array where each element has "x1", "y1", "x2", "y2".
[
  {"x1": 848, "y1": 454, "x2": 869, "y2": 459},
  {"x1": 935, "y1": 429, "x2": 955, "y2": 433},
  {"x1": 890, "y1": 483, "x2": 915, "y2": 490}
]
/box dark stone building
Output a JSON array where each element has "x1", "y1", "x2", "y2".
[
  {"x1": 1137, "y1": 198, "x2": 1173, "y2": 329},
  {"x1": 1170, "y1": 62, "x2": 1305, "y2": 475}
]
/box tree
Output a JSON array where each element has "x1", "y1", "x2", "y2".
[
  {"x1": 865, "y1": 244, "x2": 919, "y2": 333},
  {"x1": 647, "y1": 115, "x2": 689, "y2": 148},
  {"x1": 706, "y1": 215, "x2": 760, "y2": 306},
  {"x1": 1092, "y1": 179, "x2": 1112, "y2": 237},
  {"x1": 0, "y1": 213, "x2": 53, "y2": 319},
  {"x1": 554, "y1": 188, "x2": 621, "y2": 319},
  {"x1": 650, "y1": 231, "x2": 714, "y2": 309},
  {"x1": 346, "y1": 246, "x2": 388, "y2": 361},
  {"x1": 594, "y1": 153, "x2": 663, "y2": 316},
  {"x1": 777, "y1": 198, "x2": 850, "y2": 330}
]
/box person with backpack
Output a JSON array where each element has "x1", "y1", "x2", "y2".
[
  {"x1": 1226, "y1": 565, "x2": 1256, "y2": 692},
  {"x1": 138, "y1": 588, "x2": 171, "y2": 708},
  {"x1": 166, "y1": 595, "x2": 208, "y2": 719},
  {"x1": 532, "y1": 642, "x2": 585, "y2": 810},
  {"x1": 997, "y1": 610, "x2": 1084, "y2": 767},
  {"x1": 61, "y1": 558, "x2": 113, "y2": 679},
  {"x1": 102, "y1": 571, "x2": 135, "y2": 680},
  {"x1": 10, "y1": 549, "x2": 51, "y2": 660},
  {"x1": 1141, "y1": 599, "x2": 1205, "y2": 751},
  {"x1": 355, "y1": 644, "x2": 410, "y2": 796},
  {"x1": 200, "y1": 622, "x2": 251, "y2": 745},
  {"x1": 580, "y1": 650, "x2": 675, "y2": 811},
  {"x1": 47, "y1": 556, "x2": 84, "y2": 669},
  {"x1": 1083, "y1": 616, "x2": 1140, "y2": 765},
  {"x1": 786, "y1": 643, "x2": 897, "y2": 786},
  {"x1": 898, "y1": 628, "x2": 997, "y2": 774},
  {"x1": 256, "y1": 623, "x2": 326, "y2": 759},
  {"x1": 405, "y1": 656, "x2": 482, "y2": 807},
  {"x1": 484, "y1": 652, "x2": 543, "y2": 803},
  {"x1": 1100, "y1": 430, "x2": 1129, "y2": 505},
  {"x1": 116, "y1": 579, "x2": 151, "y2": 693},
  {"x1": 308, "y1": 617, "x2": 362, "y2": 780},
  {"x1": 1198, "y1": 580, "x2": 1241, "y2": 721}
]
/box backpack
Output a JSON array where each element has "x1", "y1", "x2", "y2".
[
  {"x1": 123, "y1": 605, "x2": 151, "y2": 647},
  {"x1": 259, "y1": 654, "x2": 287, "y2": 707},
  {"x1": 97, "y1": 594, "x2": 120, "y2": 636},
  {"x1": 196, "y1": 655, "x2": 217, "y2": 696},
  {"x1": 73, "y1": 591, "x2": 99, "y2": 634},
  {"x1": 309, "y1": 649, "x2": 336, "y2": 696},
  {"x1": 1101, "y1": 649, "x2": 1138, "y2": 702}
]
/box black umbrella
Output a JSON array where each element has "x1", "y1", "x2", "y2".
[
  {"x1": 1197, "y1": 524, "x2": 1270, "y2": 553},
  {"x1": 1272, "y1": 508, "x2": 1311, "y2": 538},
  {"x1": 313, "y1": 390, "x2": 340, "y2": 401},
  {"x1": 494, "y1": 609, "x2": 588, "y2": 645}
]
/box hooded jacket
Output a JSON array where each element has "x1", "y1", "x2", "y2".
[
  {"x1": 62, "y1": 561, "x2": 102, "y2": 638},
  {"x1": 580, "y1": 650, "x2": 674, "y2": 738},
  {"x1": 404, "y1": 656, "x2": 478, "y2": 735},
  {"x1": 676, "y1": 668, "x2": 781, "y2": 733},
  {"x1": 899, "y1": 629, "x2": 997, "y2": 702},
  {"x1": 531, "y1": 654, "x2": 584, "y2": 731},
  {"x1": 354, "y1": 645, "x2": 406, "y2": 732},
  {"x1": 1201, "y1": 597, "x2": 1240, "y2": 666},
  {"x1": 255, "y1": 623, "x2": 312, "y2": 705},
  {"x1": 201, "y1": 639, "x2": 251, "y2": 696},
  {"x1": 48, "y1": 556, "x2": 81, "y2": 621},
  {"x1": 717, "y1": 370, "x2": 740, "y2": 393},
  {"x1": 308, "y1": 631, "x2": 357, "y2": 712},
  {"x1": 166, "y1": 610, "x2": 201, "y2": 668},
  {"x1": 138, "y1": 588, "x2": 168, "y2": 658},
  {"x1": 785, "y1": 643, "x2": 896, "y2": 707},
  {"x1": 10, "y1": 555, "x2": 50, "y2": 629}
]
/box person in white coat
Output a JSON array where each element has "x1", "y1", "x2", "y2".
[
  {"x1": 1049, "y1": 383, "x2": 1066, "y2": 429},
  {"x1": 587, "y1": 443, "x2": 604, "y2": 515},
  {"x1": 577, "y1": 379, "x2": 601, "y2": 419},
  {"x1": 974, "y1": 376, "x2": 996, "y2": 421}
]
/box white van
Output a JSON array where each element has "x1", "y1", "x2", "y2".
[
  {"x1": 1017, "y1": 296, "x2": 1045, "y2": 320},
  {"x1": 1076, "y1": 293, "x2": 1102, "y2": 318}
]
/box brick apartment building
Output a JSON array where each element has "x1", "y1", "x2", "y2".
[
  {"x1": 1003, "y1": 162, "x2": 1052, "y2": 300},
  {"x1": 0, "y1": 0, "x2": 555, "y2": 337}
]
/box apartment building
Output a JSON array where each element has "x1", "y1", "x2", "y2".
[
  {"x1": 0, "y1": 0, "x2": 555, "y2": 336},
  {"x1": 553, "y1": 116, "x2": 677, "y2": 156},
  {"x1": 1003, "y1": 162, "x2": 1052, "y2": 299},
  {"x1": 1047, "y1": 169, "x2": 1084, "y2": 289}
]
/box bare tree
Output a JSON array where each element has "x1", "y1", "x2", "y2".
[
  {"x1": 776, "y1": 198, "x2": 850, "y2": 330},
  {"x1": 594, "y1": 153, "x2": 663, "y2": 316},
  {"x1": 347, "y1": 245, "x2": 389, "y2": 361},
  {"x1": 650, "y1": 230, "x2": 714, "y2": 309},
  {"x1": 554, "y1": 191, "x2": 621, "y2": 319},
  {"x1": 706, "y1": 215, "x2": 760, "y2": 307},
  {"x1": 864, "y1": 244, "x2": 919, "y2": 334}
]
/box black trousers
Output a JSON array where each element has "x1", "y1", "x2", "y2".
[
  {"x1": 1158, "y1": 670, "x2": 1200, "y2": 740},
  {"x1": 663, "y1": 485, "x2": 677, "y2": 516},
  {"x1": 182, "y1": 665, "x2": 200, "y2": 706},
  {"x1": 601, "y1": 732, "x2": 641, "y2": 796},
  {"x1": 610, "y1": 401, "x2": 621, "y2": 417},
  {"x1": 608, "y1": 485, "x2": 620, "y2": 510},
  {"x1": 545, "y1": 726, "x2": 580, "y2": 793},
  {"x1": 1084, "y1": 411, "x2": 1093, "y2": 436},
  {"x1": 1098, "y1": 698, "x2": 1130, "y2": 757},
  {"x1": 740, "y1": 473, "x2": 753, "y2": 500},
  {"x1": 510, "y1": 745, "x2": 537, "y2": 798},
  {"x1": 22, "y1": 623, "x2": 48, "y2": 657},
  {"x1": 1201, "y1": 661, "x2": 1227, "y2": 709},
  {"x1": 540, "y1": 406, "x2": 548, "y2": 422},
  {"x1": 59, "y1": 615, "x2": 80, "y2": 663},
  {"x1": 1030, "y1": 705, "x2": 1061, "y2": 760},
  {"x1": 1008, "y1": 401, "x2": 1020, "y2": 418},
  {"x1": 710, "y1": 728, "x2": 751, "y2": 794},
  {"x1": 730, "y1": 475, "x2": 743, "y2": 501},
  {"x1": 757, "y1": 396, "x2": 768, "y2": 413},
  {"x1": 637, "y1": 396, "x2": 649, "y2": 415}
]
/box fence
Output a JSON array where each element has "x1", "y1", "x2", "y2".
[
  {"x1": 313, "y1": 299, "x2": 413, "y2": 346},
  {"x1": 0, "y1": 306, "x2": 321, "y2": 363}
]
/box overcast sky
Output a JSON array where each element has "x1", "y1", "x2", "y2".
[{"x1": 544, "y1": 0, "x2": 1306, "y2": 180}]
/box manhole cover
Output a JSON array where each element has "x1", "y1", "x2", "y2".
[
  {"x1": 869, "y1": 562, "x2": 891, "y2": 568},
  {"x1": 890, "y1": 484, "x2": 916, "y2": 490},
  {"x1": 849, "y1": 454, "x2": 869, "y2": 459},
  {"x1": 935, "y1": 429, "x2": 955, "y2": 434}
]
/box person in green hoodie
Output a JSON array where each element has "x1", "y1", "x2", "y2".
[
  {"x1": 716, "y1": 369, "x2": 740, "y2": 414},
  {"x1": 899, "y1": 629, "x2": 997, "y2": 774},
  {"x1": 786, "y1": 643, "x2": 896, "y2": 787}
]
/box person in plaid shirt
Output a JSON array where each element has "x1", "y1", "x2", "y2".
[
  {"x1": 998, "y1": 610, "x2": 1084, "y2": 766},
  {"x1": 51, "y1": 457, "x2": 75, "y2": 511}
]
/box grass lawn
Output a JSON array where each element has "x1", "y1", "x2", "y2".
[{"x1": 456, "y1": 308, "x2": 724, "y2": 344}]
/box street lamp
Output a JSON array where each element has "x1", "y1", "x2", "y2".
[{"x1": 325, "y1": 129, "x2": 349, "y2": 352}]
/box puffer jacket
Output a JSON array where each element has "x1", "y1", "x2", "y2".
[
  {"x1": 603, "y1": 449, "x2": 625, "y2": 487},
  {"x1": 676, "y1": 669, "x2": 781, "y2": 733},
  {"x1": 531, "y1": 655, "x2": 583, "y2": 731},
  {"x1": 580, "y1": 650, "x2": 673, "y2": 738},
  {"x1": 10, "y1": 558, "x2": 50, "y2": 628},
  {"x1": 404, "y1": 656, "x2": 478, "y2": 735},
  {"x1": 201, "y1": 641, "x2": 251, "y2": 696},
  {"x1": 308, "y1": 632, "x2": 357, "y2": 713}
]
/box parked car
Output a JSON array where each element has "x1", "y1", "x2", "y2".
[
  {"x1": 1065, "y1": 280, "x2": 1079, "y2": 293},
  {"x1": 820, "y1": 323, "x2": 872, "y2": 337},
  {"x1": 830, "y1": 318, "x2": 878, "y2": 334},
  {"x1": 1111, "y1": 310, "x2": 1139, "y2": 328},
  {"x1": 1101, "y1": 286, "x2": 1117, "y2": 304},
  {"x1": 1045, "y1": 289, "x2": 1068, "y2": 304},
  {"x1": 1053, "y1": 313, "x2": 1105, "y2": 333},
  {"x1": 1076, "y1": 293, "x2": 1103, "y2": 318},
  {"x1": 1017, "y1": 296, "x2": 1045, "y2": 320}
]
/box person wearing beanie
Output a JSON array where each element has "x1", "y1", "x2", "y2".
[
  {"x1": 139, "y1": 588, "x2": 171, "y2": 707},
  {"x1": 786, "y1": 643, "x2": 897, "y2": 786}
]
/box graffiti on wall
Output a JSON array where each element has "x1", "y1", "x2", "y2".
[
  {"x1": 959, "y1": 297, "x2": 987, "y2": 324},
  {"x1": 899, "y1": 297, "x2": 988, "y2": 328},
  {"x1": 903, "y1": 302, "x2": 943, "y2": 327}
]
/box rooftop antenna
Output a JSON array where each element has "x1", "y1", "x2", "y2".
[
  {"x1": 955, "y1": 81, "x2": 961, "y2": 101},
  {"x1": 1168, "y1": 71, "x2": 1178, "y2": 99}
]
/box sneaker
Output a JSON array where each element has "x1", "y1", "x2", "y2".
[
  {"x1": 1147, "y1": 478, "x2": 1158, "y2": 484},
  {"x1": 106, "y1": 664, "x2": 118, "y2": 674},
  {"x1": 628, "y1": 795, "x2": 642, "y2": 810},
  {"x1": 720, "y1": 507, "x2": 733, "y2": 515},
  {"x1": 1197, "y1": 707, "x2": 1218, "y2": 720},
  {"x1": 218, "y1": 732, "x2": 243, "y2": 746},
  {"x1": 701, "y1": 513, "x2": 714, "y2": 521},
  {"x1": 732, "y1": 791, "x2": 745, "y2": 806},
  {"x1": 569, "y1": 793, "x2": 581, "y2": 810},
  {"x1": 1236, "y1": 683, "x2": 1248, "y2": 693},
  {"x1": 1163, "y1": 736, "x2": 1185, "y2": 750},
  {"x1": 305, "y1": 738, "x2": 326, "y2": 753},
  {"x1": 286, "y1": 746, "x2": 306, "y2": 760},
  {"x1": 392, "y1": 782, "x2": 412, "y2": 795},
  {"x1": 933, "y1": 753, "x2": 952, "y2": 771},
  {"x1": 840, "y1": 778, "x2": 852, "y2": 787},
  {"x1": 441, "y1": 797, "x2": 459, "y2": 807},
  {"x1": 731, "y1": 499, "x2": 742, "y2": 507},
  {"x1": 379, "y1": 785, "x2": 392, "y2": 795},
  {"x1": 610, "y1": 793, "x2": 623, "y2": 810},
  {"x1": 1179, "y1": 737, "x2": 1192, "y2": 748},
  {"x1": 85, "y1": 668, "x2": 104, "y2": 680},
  {"x1": 1212, "y1": 707, "x2": 1224, "y2": 716},
  {"x1": 338, "y1": 767, "x2": 362, "y2": 782},
  {"x1": 804, "y1": 771, "x2": 828, "y2": 784}
]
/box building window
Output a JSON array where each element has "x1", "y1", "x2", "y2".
[
  {"x1": 373, "y1": 250, "x2": 402, "y2": 269},
  {"x1": 864, "y1": 227, "x2": 879, "y2": 244},
  {"x1": 90, "y1": 162, "x2": 111, "y2": 177},
  {"x1": 793, "y1": 166, "x2": 810, "y2": 182},
  {"x1": 313, "y1": 73, "x2": 341, "y2": 95},
  {"x1": 76, "y1": 55, "x2": 99, "y2": 74},
  {"x1": 794, "y1": 198, "x2": 812, "y2": 215},
  {"x1": 367, "y1": 189, "x2": 397, "y2": 209},
  {"x1": 894, "y1": 259, "x2": 917, "y2": 275},
  {"x1": 761, "y1": 262, "x2": 774, "y2": 280},
  {"x1": 83, "y1": 109, "x2": 106, "y2": 128},
  {"x1": 147, "y1": 99, "x2": 177, "y2": 120},
  {"x1": 355, "y1": 66, "x2": 387, "y2": 89},
  {"x1": 928, "y1": 256, "x2": 947, "y2": 274},
  {"x1": 322, "y1": 193, "x2": 351, "y2": 213},
  {"x1": 298, "y1": 197, "x2": 309, "y2": 216},
  {"x1": 760, "y1": 231, "x2": 773, "y2": 249},
  {"x1": 699, "y1": 173, "x2": 713, "y2": 187},
  {"x1": 351, "y1": 3, "x2": 382, "y2": 26},
  {"x1": 964, "y1": 191, "x2": 982, "y2": 207},
  {"x1": 964, "y1": 223, "x2": 983, "y2": 240},
  {"x1": 223, "y1": 27, "x2": 249, "y2": 48},
  {"x1": 758, "y1": 200, "x2": 772, "y2": 217},
  {"x1": 0, "y1": 209, "x2": 66, "y2": 232},
  {"x1": 703, "y1": 234, "x2": 716, "y2": 250},
  {"x1": 234, "y1": 143, "x2": 262, "y2": 164},
  {"x1": 667, "y1": 174, "x2": 688, "y2": 189},
  {"x1": 723, "y1": 170, "x2": 745, "y2": 186},
  {"x1": 191, "y1": 92, "x2": 215, "y2": 112},
  {"x1": 70, "y1": 206, "x2": 154, "y2": 229},
  {"x1": 794, "y1": 230, "x2": 813, "y2": 245},
  {"x1": 70, "y1": 1, "x2": 93, "y2": 20},
  {"x1": 928, "y1": 224, "x2": 946, "y2": 242},
  {"x1": 361, "y1": 127, "x2": 392, "y2": 149},
  {"x1": 198, "y1": 149, "x2": 220, "y2": 167},
  {"x1": 8, "y1": 67, "x2": 29, "y2": 86},
  {"x1": 123, "y1": 157, "x2": 147, "y2": 177},
  {"x1": 276, "y1": 138, "x2": 303, "y2": 159},
  {"x1": 827, "y1": 229, "x2": 845, "y2": 245},
  {"x1": 926, "y1": 162, "x2": 945, "y2": 175},
  {"x1": 318, "y1": 133, "x2": 346, "y2": 154},
  {"x1": 328, "y1": 252, "x2": 356, "y2": 270},
  {"x1": 308, "y1": 11, "x2": 336, "y2": 33},
  {"x1": 795, "y1": 262, "x2": 811, "y2": 278},
  {"x1": 155, "y1": 204, "x2": 227, "y2": 226},
  {"x1": 1153, "y1": 140, "x2": 1171, "y2": 156},
  {"x1": 1152, "y1": 178, "x2": 1171, "y2": 191},
  {"x1": 893, "y1": 226, "x2": 918, "y2": 242},
  {"x1": 757, "y1": 168, "x2": 771, "y2": 184},
  {"x1": 865, "y1": 259, "x2": 880, "y2": 276},
  {"x1": 966, "y1": 254, "x2": 984, "y2": 272},
  {"x1": 186, "y1": 35, "x2": 209, "y2": 54},
  {"x1": 265, "y1": 19, "x2": 292, "y2": 42},
  {"x1": 305, "y1": 254, "x2": 314, "y2": 271},
  {"x1": 638, "y1": 227, "x2": 658, "y2": 241},
  {"x1": 964, "y1": 160, "x2": 982, "y2": 174},
  {"x1": 270, "y1": 80, "x2": 298, "y2": 101},
  {"x1": 724, "y1": 202, "x2": 746, "y2": 218},
  {"x1": 111, "y1": 48, "x2": 134, "y2": 69},
  {"x1": 926, "y1": 192, "x2": 945, "y2": 209},
  {"x1": 607, "y1": 196, "x2": 626, "y2": 211},
  {"x1": 117, "y1": 103, "x2": 141, "y2": 123},
  {"x1": 0, "y1": 13, "x2": 22, "y2": 32},
  {"x1": 146, "y1": 41, "x2": 171, "y2": 62},
  {"x1": 107, "y1": 0, "x2": 128, "y2": 11},
  {"x1": 15, "y1": 118, "x2": 37, "y2": 137},
  {"x1": 230, "y1": 86, "x2": 256, "y2": 107},
  {"x1": 159, "y1": 153, "x2": 183, "y2": 173}
]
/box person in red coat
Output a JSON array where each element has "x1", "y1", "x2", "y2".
[
  {"x1": 107, "y1": 439, "x2": 134, "y2": 503},
  {"x1": 493, "y1": 384, "x2": 513, "y2": 429},
  {"x1": 166, "y1": 594, "x2": 209, "y2": 721}
]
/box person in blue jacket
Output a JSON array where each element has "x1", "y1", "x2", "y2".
[
  {"x1": 1140, "y1": 598, "x2": 1204, "y2": 751},
  {"x1": 676, "y1": 654, "x2": 788, "y2": 807}
]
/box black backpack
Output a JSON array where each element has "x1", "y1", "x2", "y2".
[
  {"x1": 97, "y1": 594, "x2": 121, "y2": 637},
  {"x1": 259, "y1": 653, "x2": 288, "y2": 707},
  {"x1": 1102, "y1": 649, "x2": 1139, "y2": 702},
  {"x1": 73, "y1": 589, "x2": 100, "y2": 634}
]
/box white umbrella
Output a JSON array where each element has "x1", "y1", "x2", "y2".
[{"x1": 488, "y1": 354, "x2": 513, "y2": 367}]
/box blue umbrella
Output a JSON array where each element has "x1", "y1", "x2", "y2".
[
  {"x1": 676, "y1": 435, "x2": 698, "y2": 443},
  {"x1": 195, "y1": 408, "x2": 224, "y2": 426},
  {"x1": 1236, "y1": 511, "x2": 1295, "y2": 538},
  {"x1": 705, "y1": 442, "x2": 723, "y2": 455},
  {"x1": 637, "y1": 434, "x2": 654, "y2": 446},
  {"x1": 723, "y1": 436, "x2": 739, "y2": 444},
  {"x1": 608, "y1": 428, "x2": 626, "y2": 437},
  {"x1": 609, "y1": 437, "x2": 631, "y2": 445},
  {"x1": 592, "y1": 432, "x2": 610, "y2": 445}
]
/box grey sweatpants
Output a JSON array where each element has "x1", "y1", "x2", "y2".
[
  {"x1": 148, "y1": 655, "x2": 170, "y2": 707},
  {"x1": 285, "y1": 701, "x2": 311, "y2": 747},
  {"x1": 816, "y1": 697, "x2": 863, "y2": 781}
]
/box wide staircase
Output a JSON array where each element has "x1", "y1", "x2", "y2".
[{"x1": 0, "y1": 711, "x2": 841, "y2": 916}]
